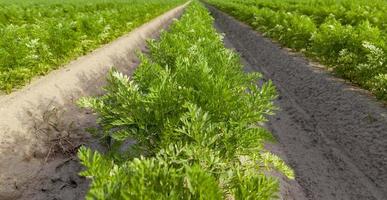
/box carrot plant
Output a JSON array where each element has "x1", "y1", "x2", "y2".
[
  {"x1": 78, "y1": 2, "x2": 293, "y2": 199},
  {"x1": 0, "y1": 0, "x2": 184, "y2": 92}
]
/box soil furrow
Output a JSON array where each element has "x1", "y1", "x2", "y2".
[{"x1": 208, "y1": 5, "x2": 387, "y2": 200}]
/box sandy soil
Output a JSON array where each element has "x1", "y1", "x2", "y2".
[
  {"x1": 219, "y1": 22, "x2": 308, "y2": 200},
  {"x1": 0, "y1": 3, "x2": 187, "y2": 200},
  {"x1": 208, "y1": 5, "x2": 387, "y2": 200}
]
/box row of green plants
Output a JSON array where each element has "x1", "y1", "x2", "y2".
[
  {"x1": 78, "y1": 2, "x2": 293, "y2": 199},
  {"x1": 206, "y1": 0, "x2": 387, "y2": 100},
  {"x1": 229, "y1": 0, "x2": 387, "y2": 31},
  {"x1": 0, "y1": 0, "x2": 184, "y2": 92}
]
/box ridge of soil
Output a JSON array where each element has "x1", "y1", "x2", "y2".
[
  {"x1": 208, "y1": 5, "x2": 387, "y2": 200},
  {"x1": 0, "y1": 3, "x2": 188, "y2": 200}
]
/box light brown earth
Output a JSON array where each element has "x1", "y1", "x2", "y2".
[{"x1": 0, "y1": 3, "x2": 188, "y2": 200}]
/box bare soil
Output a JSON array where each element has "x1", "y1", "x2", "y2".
[
  {"x1": 0, "y1": 4, "x2": 187, "y2": 200},
  {"x1": 208, "y1": 5, "x2": 387, "y2": 200}
]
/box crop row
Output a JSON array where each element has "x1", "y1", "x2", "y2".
[
  {"x1": 206, "y1": 0, "x2": 387, "y2": 100},
  {"x1": 0, "y1": 0, "x2": 184, "y2": 92},
  {"x1": 229, "y1": 0, "x2": 387, "y2": 31},
  {"x1": 78, "y1": 2, "x2": 293, "y2": 199}
]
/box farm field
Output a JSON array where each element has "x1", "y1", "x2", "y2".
[
  {"x1": 1, "y1": 0, "x2": 387, "y2": 200},
  {"x1": 0, "y1": 0, "x2": 184, "y2": 92}
]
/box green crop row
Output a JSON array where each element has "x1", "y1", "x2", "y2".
[
  {"x1": 206, "y1": 0, "x2": 387, "y2": 100},
  {"x1": 77, "y1": 2, "x2": 293, "y2": 199},
  {"x1": 226, "y1": 0, "x2": 387, "y2": 31},
  {"x1": 0, "y1": 0, "x2": 184, "y2": 92}
]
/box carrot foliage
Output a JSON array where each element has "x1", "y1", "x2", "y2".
[{"x1": 78, "y1": 2, "x2": 292, "y2": 199}]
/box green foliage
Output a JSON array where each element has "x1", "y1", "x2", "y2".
[
  {"x1": 79, "y1": 145, "x2": 224, "y2": 200},
  {"x1": 232, "y1": 169, "x2": 279, "y2": 200},
  {"x1": 206, "y1": 0, "x2": 387, "y2": 101},
  {"x1": 78, "y1": 2, "x2": 293, "y2": 199},
  {"x1": 0, "y1": 0, "x2": 184, "y2": 92}
]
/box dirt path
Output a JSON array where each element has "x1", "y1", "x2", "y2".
[
  {"x1": 208, "y1": 6, "x2": 387, "y2": 200},
  {"x1": 0, "y1": 3, "x2": 188, "y2": 200}
]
